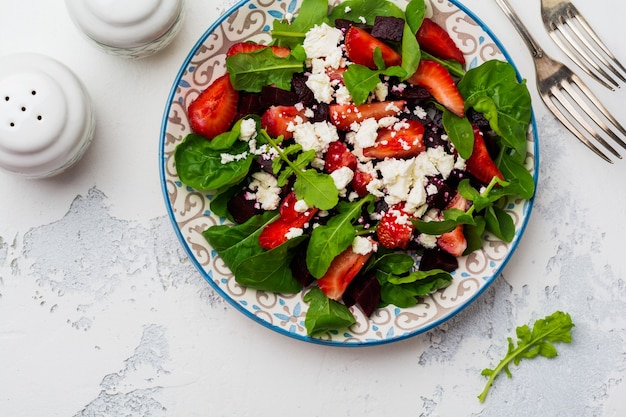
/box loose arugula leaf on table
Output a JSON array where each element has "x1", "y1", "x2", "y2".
[
  {"x1": 226, "y1": 46, "x2": 306, "y2": 92},
  {"x1": 303, "y1": 287, "x2": 356, "y2": 336},
  {"x1": 203, "y1": 211, "x2": 304, "y2": 293},
  {"x1": 271, "y1": 0, "x2": 330, "y2": 48},
  {"x1": 306, "y1": 194, "x2": 376, "y2": 278},
  {"x1": 478, "y1": 311, "x2": 575, "y2": 403},
  {"x1": 457, "y1": 60, "x2": 532, "y2": 162}
]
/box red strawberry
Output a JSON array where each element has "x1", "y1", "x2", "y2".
[
  {"x1": 317, "y1": 242, "x2": 374, "y2": 300},
  {"x1": 466, "y1": 126, "x2": 505, "y2": 185},
  {"x1": 261, "y1": 105, "x2": 308, "y2": 140},
  {"x1": 437, "y1": 224, "x2": 467, "y2": 257},
  {"x1": 407, "y1": 60, "x2": 465, "y2": 117},
  {"x1": 325, "y1": 141, "x2": 357, "y2": 173},
  {"x1": 329, "y1": 100, "x2": 406, "y2": 131},
  {"x1": 376, "y1": 203, "x2": 415, "y2": 250},
  {"x1": 188, "y1": 73, "x2": 239, "y2": 139},
  {"x1": 345, "y1": 26, "x2": 402, "y2": 69},
  {"x1": 226, "y1": 42, "x2": 291, "y2": 58},
  {"x1": 416, "y1": 18, "x2": 466, "y2": 64},
  {"x1": 363, "y1": 119, "x2": 425, "y2": 159},
  {"x1": 259, "y1": 192, "x2": 318, "y2": 250},
  {"x1": 351, "y1": 169, "x2": 373, "y2": 197}
]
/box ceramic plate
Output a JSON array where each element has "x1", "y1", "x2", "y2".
[{"x1": 160, "y1": 0, "x2": 539, "y2": 346}]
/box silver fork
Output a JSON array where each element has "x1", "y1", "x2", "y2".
[
  {"x1": 541, "y1": 0, "x2": 626, "y2": 91},
  {"x1": 495, "y1": 0, "x2": 626, "y2": 163}
]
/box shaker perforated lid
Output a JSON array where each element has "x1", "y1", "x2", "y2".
[
  {"x1": 0, "y1": 53, "x2": 95, "y2": 178},
  {"x1": 65, "y1": 0, "x2": 184, "y2": 49}
]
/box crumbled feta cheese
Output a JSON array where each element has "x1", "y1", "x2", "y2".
[
  {"x1": 292, "y1": 121, "x2": 339, "y2": 155},
  {"x1": 294, "y1": 199, "x2": 309, "y2": 213},
  {"x1": 220, "y1": 151, "x2": 248, "y2": 164},
  {"x1": 413, "y1": 105, "x2": 427, "y2": 119},
  {"x1": 303, "y1": 23, "x2": 344, "y2": 60},
  {"x1": 353, "y1": 118, "x2": 379, "y2": 149},
  {"x1": 248, "y1": 171, "x2": 281, "y2": 210},
  {"x1": 378, "y1": 116, "x2": 398, "y2": 128},
  {"x1": 359, "y1": 16, "x2": 367, "y2": 24},
  {"x1": 344, "y1": 6, "x2": 351, "y2": 12},
  {"x1": 377, "y1": 158, "x2": 415, "y2": 205},
  {"x1": 335, "y1": 85, "x2": 352, "y2": 104},
  {"x1": 352, "y1": 236, "x2": 375, "y2": 255},
  {"x1": 285, "y1": 227, "x2": 304, "y2": 239},
  {"x1": 239, "y1": 118, "x2": 257, "y2": 142},
  {"x1": 306, "y1": 72, "x2": 334, "y2": 104},
  {"x1": 374, "y1": 82, "x2": 388, "y2": 101},
  {"x1": 426, "y1": 147, "x2": 455, "y2": 179},
  {"x1": 330, "y1": 166, "x2": 354, "y2": 194},
  {"x1": 418, "y1": 233, "x2": 438, "y2": 249}
]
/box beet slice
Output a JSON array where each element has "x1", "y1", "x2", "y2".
[
  {"x1": 290, "y1": 245, "x2": 315, "y2": 287},
  {"x1": 419, "y1": 248, "x2": 458, "y2": 273},
  {"x1": 227, "y1": 191, "x2": 262, "y2": 224},
  {"x1": 343, "y1": 272, "x2": 381, "y2": 317},
  {"x1": 371, "y1": 16, "x2": 405, "y2": 43},
  {"x1": 235, "y1": 92, "x2": 263, "y2": 120},
  {"x1": 292, "y1": 73, "x2": 315, "y2": 106},
  {"x1": 260, "y1": 85, "x2": 300, "y2": 107}
]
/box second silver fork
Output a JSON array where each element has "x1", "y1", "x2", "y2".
[
  {"x1": 541, "y1": 0, "x2": 626, "y2": 90},
  {"x1": 495, "y1": 0, "x2": 626, "y2": 163}
]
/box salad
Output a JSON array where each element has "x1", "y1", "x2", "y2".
[{"x1": 173, "y1": 0, "x2": 534, "y2": 337}]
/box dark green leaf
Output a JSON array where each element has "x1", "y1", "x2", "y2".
[{"x1": 303, "y1": 287, "x2": 356, "y2": 336}]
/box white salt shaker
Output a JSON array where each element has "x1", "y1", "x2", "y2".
[
  {"x1": 0, "y1": 53, "x2": 95, "y2": 178},
  {"x1": 65, "y1": 0, "x2": 185, "y2": 59}
]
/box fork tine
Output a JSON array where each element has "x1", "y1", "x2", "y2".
[
  {"x1": 547, "y1": 85, "x2": 620, "y2": 162},
  {"x1": 549, "y1": 22, "x2": 621, "y2": 90},
  {"x1": 572, "y1": 12, "x2": 626, "y2": 76}
]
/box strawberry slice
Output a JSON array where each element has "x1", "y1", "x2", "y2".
[
  {"x1": 351, "y1": 169, "x2": 373, "y2": 197},
  {"x1": 344, "y1": 26, "x2": 402, "y2": 69},
  {"x1": 329, "y1": 100, "x2": 406, "y2": 131},
  {"x1": 325, "y1": 141, "x2": 357, "y2": 173},
  {"x1": 363, "y1": 119, "x2": 425, "y2": 159},
  {"x1": 437, "y1": 224, "x2": 467, "y2": 257},
  {"x1": 188, "y1": 73, "x2": 239, "y2": 139},
  {"x1": 317, "y1": 242, "x2": 374, "y2": 300},
  {"x1": 376, "y1": 203, "x2": 415, "y2": 250},
  {"x1": 226, "y1": 42, "x2": 291, "y2": 58},
  {"x1": 466, "y1": 126, "x2": 505, "y2": 185},
  {"x1": 259, "y1": 192, "x2": 318, "y2": 250},
  {"x1": 261, "y1": 105, "x2": 308, "y2": 140},
  {"x1": 407, "y1": 60, "x2": 465, "y2": 117},
  {"x1": 416, "y1": 18, "x2": 466, "y2": 64}
]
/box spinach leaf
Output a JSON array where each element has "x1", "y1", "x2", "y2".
[
  {"x1": 400, "y1": 21, "x2": 421, "y2": 79},
  {"x1": 306, "y1": 194, "x2": 376, "y2": 278},
  {"x1": 442, "y1": 109, "x2": 474, "y2": 159},
  {"x1": 457, "y1": 60, "x2": 532, "y2": 161},
  {"x1": 226, "y1": 46, "x2": 306, "y2": 93},
  {"x1": 343, "y1": 61, "x2": 406, "y2": 105},
  {"x1": 328, "y1": 0, "x2": 404, "y2": 24},
  {"x1": 404, "y1": 0, "x2": 425, "y2": 34},
  {"x1": 174, "y1": 133, "x2": 254, "y2": 191},
  {"x1": 484, "y1": 205, "x2": 516, "y2": 243},
  {"x1": 303, "y1": 287, "x2": 356, "y2": 336},
  {"x1": 272, "y1": 0, "x2": 330, "y2": 48},
  {"x1": 203, "y1": 212, "x2": 303, "y2": 293}
]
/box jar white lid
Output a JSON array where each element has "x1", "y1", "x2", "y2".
[
  {"x1": 0, "y1": 53, "x2": 95, "y2": 178},
  {"x1": 65, "y1": 0, "x2": 184, "y2": 49}
]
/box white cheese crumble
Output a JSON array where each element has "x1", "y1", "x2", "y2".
[
  {"x1": 285, "y1": 227, "x2": 304, "y2": 239},
  {"x1": 306, "y1": 72, "x2": 334, "y2": 104},
  {"x1": 238, "y1": 117, "x2": 257, "y2": 142},
  {"x1": 292, "y1": 121, "x2": 339, "y2": 155},
  {"x1": 352, "y1": 117, "x2": 379, "y2": 149},
  {"x1": 294, "y1": 199, "x2": 309, "y2": 213},
  {"x1": 374, "y1": 82, "x2": 389, "y2": 101},
  {"x1": 352, "y1": 236, "x2": 375, "y2": 255},
  {"x1": 418, "y1": 233, "x2": 438, "y2": 249},
  {"x1": 303, "y1": 23, "x2": 344, "y2": 60},
  {"x1": 330, "y1": 166, "x2": 354, "y2": 195},
  {"x1": 247, "y1": 171, "x2": 282, "y2": 210}
]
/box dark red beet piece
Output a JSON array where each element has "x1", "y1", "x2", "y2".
[
  {"x1": 371, "y1": 16, "x2": 405, "y2": 43},
  {"x1": 235, "y1": 92, "x2": 263, "y2": 121},
  {"x1": 419, "y1": 248, "x2": 458, "y2": 273},
  {"x1": 342, "y1": 272, "x2": 381, "y2": 317},
  {"x1": 260, "y1": 85, "x2": 300, "y2": 107},
  {"x1": 334, "y1": 18, "x2": 371, "y2": 32},
  {"x1": 227, "y1": 191, "x2": 262, "y2": 224},
  {"x1": 292, "y1": 73, "x2": 315, "y2": 106},
  {"x1": 289, "y1": 245, "x2": 315, "y2": 287},
  {"x1": 425, "y1": 175, "x2": 455, "y2": 209}
]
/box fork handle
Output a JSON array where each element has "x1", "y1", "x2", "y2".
[{"x1": 495, "y1": 0, "x2": 545, "y2": 58}]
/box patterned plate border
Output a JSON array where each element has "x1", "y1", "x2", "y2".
[{"x1": 159, "y1": 0, "x2": 539, "y2": 346}]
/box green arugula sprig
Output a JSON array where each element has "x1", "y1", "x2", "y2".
[{"x1": 478, "y1": 311, "x2": 575, "y2": 403}]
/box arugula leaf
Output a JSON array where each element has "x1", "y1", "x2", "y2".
[
  {"x1": 226, "y1": 46, "x2": 306, "y2": 92},
  {"x1": 478, "y1": 311, "x2": 574, "y2": 403},
  {"x1": 343, "y1": 60, "x2": 406, "y2": 105},
  {"x1": 458, "y1": 60, "x2": 532, "y2": 162},
  {"x1": 271, "y1": 0, "x2": 330, "y2": 48},
  {"x1": 306, "y1": 195, "x2": 376, "y2": 278},
  {"x1": 303, "y1": 287, "x2": 356, "y2": 336},
  {"x1": 174, "y1": 133, "x2": 254, "y2": 191}
]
